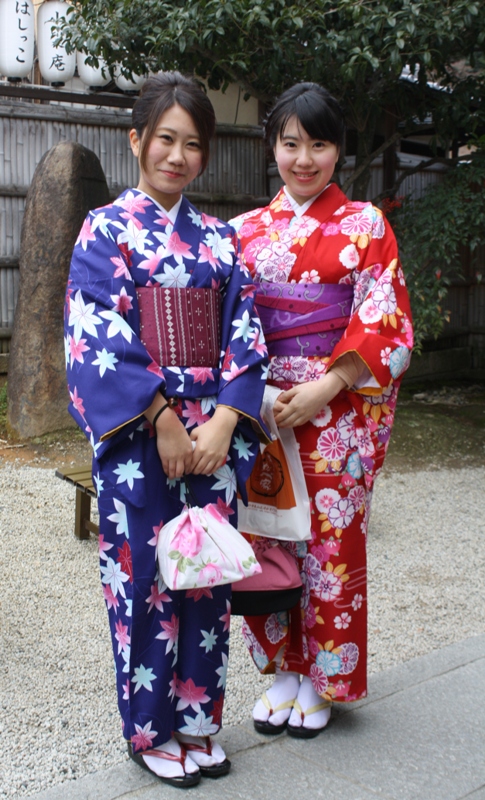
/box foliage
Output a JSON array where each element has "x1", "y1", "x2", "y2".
[
  {"x1": 385, "y1": 146, "x2": 485, "y2": 350},
  {"x1": 59, "y1": 0, "x2": 485, "y2": 199}
]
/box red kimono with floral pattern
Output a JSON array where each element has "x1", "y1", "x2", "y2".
[{"x1": 231, "y1": 184, "x2": 413, "y2": 703}]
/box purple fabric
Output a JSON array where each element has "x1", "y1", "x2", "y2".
[{"x1": 255, "y1": 281, "x2": 354, "y2": 357}]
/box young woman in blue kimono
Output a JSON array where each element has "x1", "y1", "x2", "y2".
[{"x1": 65, "y1": 72, "x2": 268, "y2": 788}]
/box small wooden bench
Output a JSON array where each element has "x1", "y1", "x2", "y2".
[{"x1": 55, "y1": 464, "x2": 99, "y2": 539}]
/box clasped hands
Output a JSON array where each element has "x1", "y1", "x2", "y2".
[
  {"x1": 150, "y1": 403, "x2": 238, "y2": 480},
  {"x1": 273, "y1": 371, "x2": 347, "y2": 428}
]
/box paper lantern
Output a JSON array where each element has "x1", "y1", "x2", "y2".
[
  {"x1": 77, "y1": 52, "x2": 110, "y2": 89},
  {"x1": 114, "y1": 65, "x2": 147, "y2": 93},
  {"x1": 37, "y1": 0, "x2": 76, "y2": 85},
  {"x1": 0, "y1": 0, "x2": 35, "y2": 80}
]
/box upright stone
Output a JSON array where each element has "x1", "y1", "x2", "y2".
[{"x1": 8, "y1": 142, "x2": 110, "y2": 438}]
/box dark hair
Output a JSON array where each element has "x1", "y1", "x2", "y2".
[
  {"x1": 264, "y1": 83, "x2": 345, "y2": 150},
  {"x1": 131, "y1": 71, "x2": 216, "y2": 174}
]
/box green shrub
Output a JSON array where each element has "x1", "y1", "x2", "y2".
[{"x1": 384, "y1": 144, "x2": 485, "y2": 352}]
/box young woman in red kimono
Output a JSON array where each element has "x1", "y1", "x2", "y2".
[{"x1": 231, "y1": 83, "x2": 413, "y2": 737}]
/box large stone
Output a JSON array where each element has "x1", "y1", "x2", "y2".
[{"x1": 7, "y1": 141, "x2": 110, "y2": 438}]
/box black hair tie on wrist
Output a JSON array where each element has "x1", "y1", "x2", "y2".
[{"x1": 152, "y1": 402, "x2": 170, "y2": 430}]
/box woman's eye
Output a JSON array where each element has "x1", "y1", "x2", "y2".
[
  {"x1": 187, "y1": 141, "x2": 201, "y2": 149},
  {"x1": 159, "y1": 134, "x2": 172, "y2": 143}
]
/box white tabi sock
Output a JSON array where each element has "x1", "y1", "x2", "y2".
[
  {"x1": 288, "y1": 675, "x2": 332, "y2": 730},
  {"x1": 252, "y1": 668, "x2": 300, "y2": 727},
  {"x1": 142, "y1": 737, "x2": 199, "y2": 778},
  {"x1": 175, "y1": 734, "x2": 227, "y2": 767}
]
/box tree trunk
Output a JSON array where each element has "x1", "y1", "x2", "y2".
[{"x1": 351, "y1": 117, "x2": 377, "y2": 201}]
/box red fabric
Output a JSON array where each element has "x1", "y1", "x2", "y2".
[
  {"x1": 137, "y1": 286, "x2": 221, "y2": 367},
  {"x1": 233, "y1": 186, "x2": 413, "y2": 703}
]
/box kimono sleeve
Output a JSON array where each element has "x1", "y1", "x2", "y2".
[
  {"x1": 65, "y1": 210, "x2": 165, "y2": 456},
  {"x1": 216, "y1": 231, "x2": 269, "y2": 437},
  {"x1": 327, "y1": 209, "x2": 414, "y2": 393}
]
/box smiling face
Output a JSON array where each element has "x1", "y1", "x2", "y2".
[
  {"x1": 274, "y1": 115, "x2": 340, "y2": 205},
  {"x1": 129, "y1": 103, "x2": 203, "y2": 210}
]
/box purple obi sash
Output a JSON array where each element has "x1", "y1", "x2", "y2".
[
  {"x1": 137, "y1": 286, "x2": 221, "y2": 367},
  {"x1": 255, "y1": 281, "x2": 354, "y2": 358}
]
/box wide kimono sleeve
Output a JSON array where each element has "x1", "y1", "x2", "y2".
[
  {"x1": 217, "y1": 230, "x2": 269, "y2": 434},
  {"x1": 65, "y1": 211, "x2": 165, "y2": 458},
  {"x1": 326, "y1": 209, "x2": 414, "y2": 394}
]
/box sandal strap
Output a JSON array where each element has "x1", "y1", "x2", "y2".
[
  {"x1": 182, "y1": 736, "x2": 212, "y2": 757},
  {"x1": 293, "y1": 698, "x2": 332, "y2": 722},
  {"x1": 141, "y1": 746, "x2": 186, "y2": 770},
  {"x1": 261, "y1": 691, "x2": 295, "y2": 716}
]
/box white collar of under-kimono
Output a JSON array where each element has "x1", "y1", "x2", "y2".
[
  {"x1": 283, "y1": 184, "x2": 331, "y2": 217},
  {"x1": 135, "y1": 190, "x2": 183, "y2": 224}
]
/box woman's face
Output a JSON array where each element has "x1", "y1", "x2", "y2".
[
  {"x1": 274, "y1": 115, "x2": 340, "y2": 205},
  {"x1": 129, "y1": 103, "x2": 203, "y2": 210}
]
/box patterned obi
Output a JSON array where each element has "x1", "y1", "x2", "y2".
[
  {"x1": 255, "y1": 281, "x2": 354, "y2": 358},
  {"x1": 137, "y1": 286, "x2": 221, "y2": 367}
]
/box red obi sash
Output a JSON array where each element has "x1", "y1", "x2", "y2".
[{"x1": 136, "y1": 286, "x2": 221, "y2": 367}]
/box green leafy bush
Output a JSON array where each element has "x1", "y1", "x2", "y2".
[{"x1": 383, "y1": 146, "x2": 485, "y2": 351}]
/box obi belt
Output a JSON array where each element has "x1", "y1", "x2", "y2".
[
  {"x1": 255, "y1": 281, "x2": 354, "y2": 358},
  {"x1": 137, "y1": 286, "x2": 221, "y2": 367}
]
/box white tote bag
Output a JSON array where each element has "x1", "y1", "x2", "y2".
[{"x1": 237, "y1": 385, "x2": 311, "y2": 542}]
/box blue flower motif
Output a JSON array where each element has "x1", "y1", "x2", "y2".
[
  {"x1": 389, "y1": 346, "x2": 410, "y2": 378},
  {"x1": 253, "y1": 649, "x2": 269, "y2": 671},
  {"x1": 346, "y1": 451, "x2": 363, "y2": 479},
  {"x1": 316, "y1": 649, "x2": 342, "y2": 677}
]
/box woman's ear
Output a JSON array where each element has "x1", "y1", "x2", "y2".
[{"x1": 129, "y1": 128, "x2": 140, "y2": 158}]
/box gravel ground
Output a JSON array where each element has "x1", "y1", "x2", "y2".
[{"x1": 1, "y1": 463, "x2": 484, "y2": 798}]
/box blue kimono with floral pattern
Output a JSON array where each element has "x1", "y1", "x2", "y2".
[{"x1": 65, "y1": 189, "x2": 268, "y2": 750}]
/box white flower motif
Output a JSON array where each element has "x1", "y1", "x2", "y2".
[
  {"x1": 352, "y1": 594, "x2": 364, "y2": 610},
  {"x1": 317, "y1": 428, "x2": 347, "y2": 461},
  {"x1": 100, "y1": 557, "x2": 129, "y2": 598},
  {"x1": 310, "y1": 404, "x2": 332, "y2": 428},
  {"x1": 114, "y1": 219, "x2": 153, "y2": 254},
  {"x1": 154, "y1": 263, "x2": 191, "y2": 288},
  {"x1": 339, "y1": 243, "x2": 360, "y2": 270},
  {"x1": 92, "y1": 348, "x2": 119, "y2": 377},
  {"x1": 99, "y1": 310, "x2": 134, "y2": 343},
  {"x1": 316, "y1": 570, "x2": 342, "y2": 602},
  {"x1": 211, "y1": 464, "x2": 237, "y2": 503},
  {"x1": 215, "y1": 653, "x2": 228, "y2": 689},
  {"x1": 334, "y1": 612, "x2": 352, "y2": 629},
  {"x1": 299, "y1": 270, "x2": 321, "y2": 284},
  {"x1": 315, "y1": 488, "x2": 340, "y2": 513},
  {"x1": 69, "y1": 290, "x2": 103, "y2": 341},
  {"x1": 132, "y1": 664, "x2": 157, "y2": 693},
  {"x1": 380, "y1": 346, "x2": 392, "y2": 366},
  {"x1": 107, "y1": 498, "x2": 129, "y2": 537},
  {"x1": 113, "y1": 459, "x2": 144, "y2": 490},
  {"x1": 372, "y1": 279, "x2": 397, "y2": 314},
  {"x1": 178, "y1": 711, "x2": 218, "y2": 736},
  {"x1": 203, "y1": 232, "x2": 235, "y2": 265},
  {"x1": 340, "y1": 212, "x2": 373, "y2": 236},
  {"x1": 231, "y1": 310, "x2": 254, "y2": 342},
  {"x1": 328, "y1": 497, "x2": 356, "y2": 529},
  {"x1": 358, "y1": 298, "x2": 383, "y2": 324}
]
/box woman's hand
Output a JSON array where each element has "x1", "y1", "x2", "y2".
[
  {"x1": 190, "y1": 406, "x2": 239, "y2": 475},
  {"x1": 155, "y1": 411, "x2": 194, "y2": 479},
  {"x1": 273, "y1": 372, "x2": 347, "y2": 428},
  {"x1": 145, "y1": 395, "x2": 193, "y2": 479}
]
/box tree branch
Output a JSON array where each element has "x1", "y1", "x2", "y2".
[
  {"x1": 341, "y1": 130, "x2": 402, "y2": 194},
  {"x1": 372, "y1": 155, "x2": 461, "y2": 204}
]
